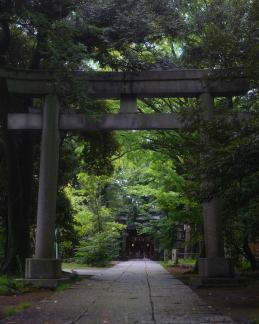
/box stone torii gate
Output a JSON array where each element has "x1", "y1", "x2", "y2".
[{"x1": 2, "y1": 68, "x2": 248, "y2": 285}]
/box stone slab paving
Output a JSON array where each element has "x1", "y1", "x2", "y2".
[{"x1": 1, "y1": 260, "x2": 234, "y2": 324}]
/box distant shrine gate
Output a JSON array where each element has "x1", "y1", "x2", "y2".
[{"x1": 1, "y1": 68, "x2": 249, "y2": 285}]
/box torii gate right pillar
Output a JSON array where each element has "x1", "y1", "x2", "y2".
[{"x1": 198, "y1": 93, "x2": 233, "y2": 278}]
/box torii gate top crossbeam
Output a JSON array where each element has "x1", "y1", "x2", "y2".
[{"x1": 0, "y1": 68, "x2": 248, "y2": 98}]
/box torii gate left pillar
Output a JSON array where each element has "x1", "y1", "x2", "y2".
[{"x1": 25, "y1": 94, "x2": 62, "y2": 283}]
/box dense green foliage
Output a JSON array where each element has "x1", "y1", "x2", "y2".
[
  {"x1": 66, "y1": 173, "x2": 124, "y2": 266},
  {"x1": 109, "y1": 131, "x2": 202, "y2": 253}
]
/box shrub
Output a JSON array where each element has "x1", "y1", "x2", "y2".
[
  {"x1": 0, "y1": 275, "x2": 24, "y2": 295},
  {"x1": 75, "y1": 232, "x2": 120, "y2": 267}
]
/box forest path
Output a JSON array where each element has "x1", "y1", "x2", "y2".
[{"x1": 2, "y1": 260, "x2": 233, "y2": 324}]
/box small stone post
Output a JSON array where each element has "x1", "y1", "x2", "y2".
[
  {"x1": 198, "y1": 93, "x2": 232, "y2": 277},
  {"x1": 25, "y1": 94, "x2": 62, "y2": 283},
  {"x1": 172, "y1": 249, "x2": 178, "y2": 265}
]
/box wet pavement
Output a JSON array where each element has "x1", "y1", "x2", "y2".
[{"x1": 2, "y1": 260, "x2": 234, "y2": 324}]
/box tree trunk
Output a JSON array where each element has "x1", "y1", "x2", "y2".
[
  {"x1": 0, "y1": 20, "x2": 42, "y2": 274},
  {"x1": 0, "y1": 81, "x2": 35, "y2": 275}
]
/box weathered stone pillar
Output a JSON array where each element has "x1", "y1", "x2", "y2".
[
  {"x1": 25, "y1": 94, "x2": 61, "y2": 283},
  {"x1": 198, "y1": 93, "x2": 232, "y2": 277},
  {"x1": 203, "y1": 196, "x2": 224, "y2": 258}
]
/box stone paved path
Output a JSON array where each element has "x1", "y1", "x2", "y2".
[{"x1": 2, "y1": 260, "x2": 234, "y2": 324}]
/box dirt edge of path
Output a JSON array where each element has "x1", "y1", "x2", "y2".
[{"x1": 165, "y1": 265, "x2": 259, "y2": 324}]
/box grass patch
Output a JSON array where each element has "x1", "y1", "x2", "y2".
[
  {"x1": 55, "y1": 282, "x2": 74, "y2": 292},
  {"x1": 161, "y1": 258, "x2": 196, "y2": 268},
  {"x1": 62, "y1": 262, "x2": 92, "y2": 270},
  {"x1": 55, "y1": 275, "x2": 86, "y2": 292},
  {"x1": 55, "y1": 279, "x2": 82, "y2": 292},
  {"x1": 62, "y1": 262, "x2": 113, "y2": 269},
  {"x1": 5, "y1": 302, "x2": 32, "y2": 317},
  {"x1": 178, "y1": 258, "x2": 196, "y2": 266}
]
